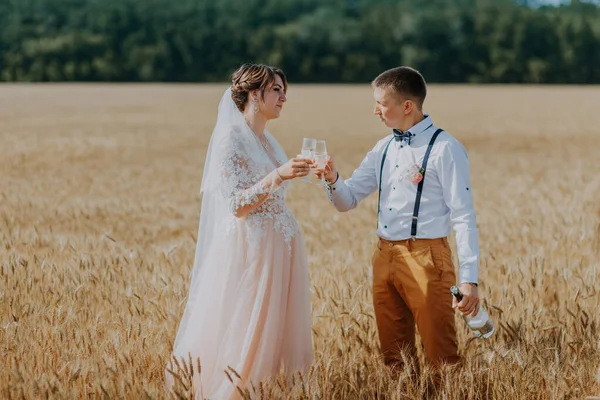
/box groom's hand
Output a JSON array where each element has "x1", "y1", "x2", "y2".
[
  {"x1": 314, "y1": 158, "x2": 338, "y2": 184},
  {"x1": 453, "y1": 283, "x2": 479, "y2": 317}
]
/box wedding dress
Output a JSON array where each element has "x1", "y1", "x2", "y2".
[{"x1": 166, "y1": 88, "x2": 314, "y2": 399}]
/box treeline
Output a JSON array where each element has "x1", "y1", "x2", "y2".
[{"x1": 1, "y1": 0, "x2": 599, "y2": 83}]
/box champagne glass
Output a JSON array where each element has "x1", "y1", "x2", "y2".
[
  {"x1": 313, "y1": 140, "x2": 328, "y2": 186},
  {"x1": 301, "y1": 138, "x2": 317, "y2": 158},
  {"x1": 314, "y1": 140, "x2": 326, "y2": 156},
  {"x1": 299, "y1": 138, "x2": 316, "y2": 183}
]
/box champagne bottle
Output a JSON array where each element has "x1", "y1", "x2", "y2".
[{"x1": 450, "y1": 285, "x2": 495, "y2": 339}]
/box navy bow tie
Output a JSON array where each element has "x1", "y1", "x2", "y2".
[{"x1": 393, "y1": 129, "x2": 414, "y2": 144}]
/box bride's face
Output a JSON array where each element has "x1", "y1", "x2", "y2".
[{"x1": 259, "y1": 76, "x2": 287, "y2": 120}]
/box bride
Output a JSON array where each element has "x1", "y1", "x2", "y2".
[{"x1": 166, "y1": 63, "x2": 314, "y2": 399}]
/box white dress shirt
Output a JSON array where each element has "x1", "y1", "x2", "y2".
[{"x1": 326, "y1": 115, "x2": 480, "y2": 284}]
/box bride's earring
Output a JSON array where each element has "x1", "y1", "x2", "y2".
[{"x1": 253, "y1": 98, "x2": 259, "y2": 113}]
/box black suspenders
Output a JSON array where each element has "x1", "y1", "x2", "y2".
[
  {"x1": 376, "y1": 138, "x2": 394, "y2": 228},
  {"x1": 410, "y1": 128, "x2": 443, "y2": 237},
  {"x1": 377, "y1": 128, "x2": 444, "y2": 237}
]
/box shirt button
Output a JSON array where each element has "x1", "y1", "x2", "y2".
[
  {"x1": 393, "y1": 187, "x2": 396, "y2": 190},
  {"x1": 384, "y1": 225, "x2": 388, "y2": 228},
  {"x1": 389, "y1": 208, "x2": 392, "y2": 211}
]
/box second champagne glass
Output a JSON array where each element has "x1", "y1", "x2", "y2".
[
  {"x1": 313, "y1": 140, "x2": 328, "y2": 186},
  {"x1": 299, "y1": 138, "x2": 316, "y2": 183}
]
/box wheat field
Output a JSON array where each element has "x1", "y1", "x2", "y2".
[{"x1": 1, "y1": 84, "x2": 599, "y2": 399}]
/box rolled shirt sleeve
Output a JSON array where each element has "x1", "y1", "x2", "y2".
[{"x1": 325, "y1": 142, "x2": 382, "y2": 212}]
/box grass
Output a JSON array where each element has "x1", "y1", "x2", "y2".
[{"x1": 1, "y1": 84, "x2": 599, "y2": 399}]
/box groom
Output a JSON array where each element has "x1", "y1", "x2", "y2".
[{"x1": 317, "y1": 66, "x2": 480, "y2": 372}]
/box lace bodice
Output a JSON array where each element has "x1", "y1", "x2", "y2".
[{"x1": 219, "y1": 126, "x2": 299, "y2": 248}]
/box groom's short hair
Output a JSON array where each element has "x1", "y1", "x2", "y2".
[{"x1": 372, "y1": 66, "x2": 427, "y2": 109}]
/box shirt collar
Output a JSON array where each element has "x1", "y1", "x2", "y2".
[
  {"x1": 406, "y1": 114, "x2": 433, "y2": 137},
  {"x1": 391, "y1": 115, "x2": 434, "y2": 145}
]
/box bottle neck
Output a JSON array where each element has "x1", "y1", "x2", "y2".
[{"x1": 450, "y1": 285, "x2": 463, "y2": 302}]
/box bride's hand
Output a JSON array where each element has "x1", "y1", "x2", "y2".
[{"x1": 277, "y1": 157, "x2": 313, "y2": 181}]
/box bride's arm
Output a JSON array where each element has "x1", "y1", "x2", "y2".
[
  {"x1": 226, "y1": 162, "x2": 284, "y2": 218},
  {"x1": 223, "y1": 151, "x2": 311, "y2": 218}
]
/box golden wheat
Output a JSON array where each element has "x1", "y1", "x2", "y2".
[{"x1": 1, "y1": 84, "x2": 599, "y2": 399}]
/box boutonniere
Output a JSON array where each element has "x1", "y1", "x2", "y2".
[{"x1": 406, "y1": 164, "x2": 425, "y2": 184}]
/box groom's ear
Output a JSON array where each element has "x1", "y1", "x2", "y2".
[{"x1": 403, "y1": 99, "x2": 414, "y2": 115}]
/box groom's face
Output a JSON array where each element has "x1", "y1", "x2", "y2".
[{"x1": 373, "y1": 86, "x2": 406, "y2": 129}]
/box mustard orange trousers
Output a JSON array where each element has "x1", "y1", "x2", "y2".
[{"x1": 371, "y1": 236, "x2": 461, "y2": 370}]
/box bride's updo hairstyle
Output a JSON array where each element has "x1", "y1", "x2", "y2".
[{"x1": 231, "y1": 63, "x2": 288, "y2": 112}]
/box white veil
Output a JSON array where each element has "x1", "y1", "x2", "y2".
[
  {"x1": 171, "y1": 87, "x2": 250, "y2": 352},
  {"x1": 200, "y1": 87, "x2": 246, "y2": 194}
]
